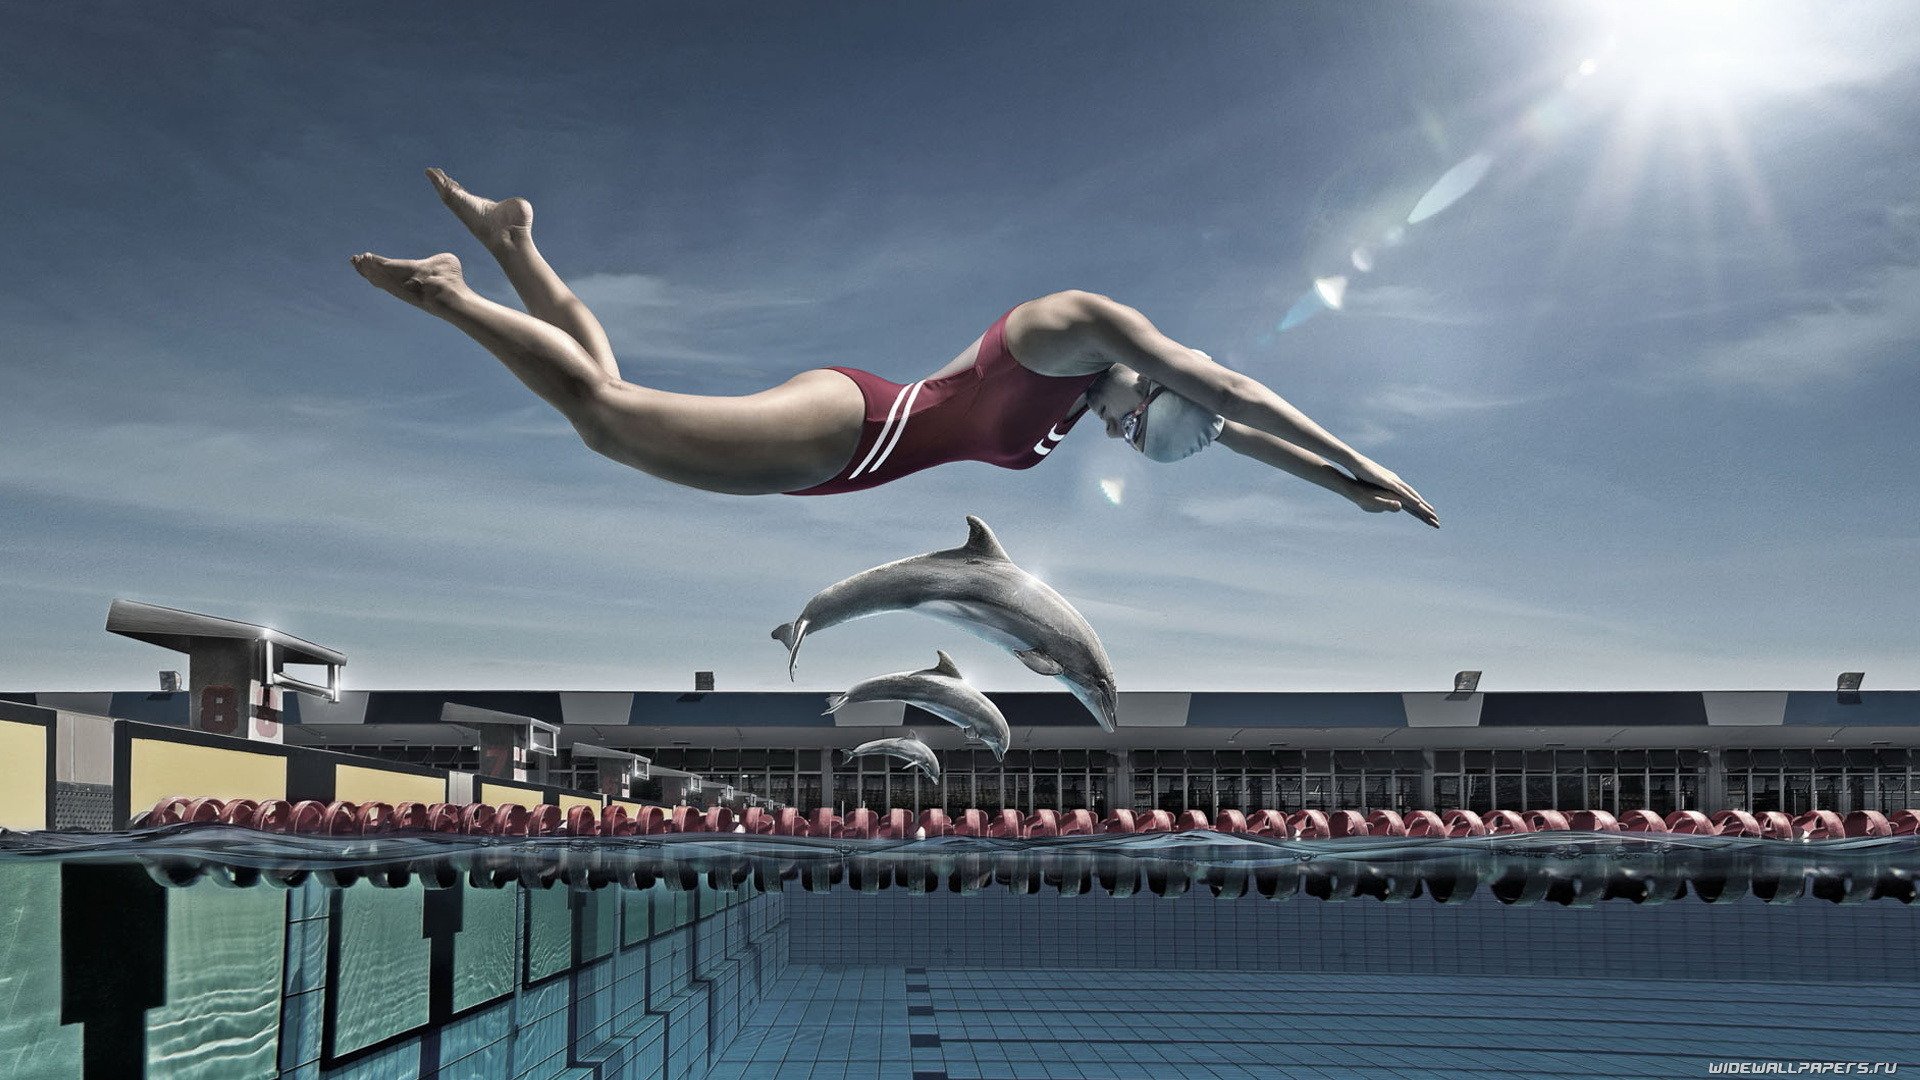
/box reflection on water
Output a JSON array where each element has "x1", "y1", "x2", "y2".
[{"x1": 4, "y1": 827, "x2": 1915, "y2": 905}]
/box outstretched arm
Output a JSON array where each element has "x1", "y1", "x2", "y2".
[
  {"x1": 1070, "y1": 292, "x2": 1439, "y2": 527},
  {"x1": 1216, "y1": 423, "x2": 1406, "y2": 514}
]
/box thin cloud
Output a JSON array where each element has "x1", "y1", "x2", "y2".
[
  {"x1": 1366, "y1": 383, "x2": 1552, "y2": 419},
  {"x1": 566, "y1": 271, "x2": 825, "y2": 369},
  {"x1": 1174, "y1": 491, "x2": 1383, "y2": 536},
  {"x1": 1344, "y1": 284, "x2": 1505, "y2": 327},
  {"x1": 1675, "y1": 261, "x2": 1920, "y2": 391}
]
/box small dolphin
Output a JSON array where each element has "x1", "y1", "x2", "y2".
[
  {"x1": 826, "y1": 651, "x2": 1012, "y2": 760},
  {"x1": 773, "y1": 516, "x2": 1120, "y2": 732},
  {"x1": 840, "y1": 732, "x2": 942, "y2": 784}
]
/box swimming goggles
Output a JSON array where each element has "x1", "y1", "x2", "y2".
[{"x1": 1120, "y1": 382, "x2": 1166, "y2": 451}]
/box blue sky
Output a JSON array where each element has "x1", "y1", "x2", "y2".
[{"x1": 3, "y1": 1, "x2": 1918, "y2": 693}]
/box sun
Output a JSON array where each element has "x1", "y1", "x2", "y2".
[
  {"x1": 1600, "y1": 0, "x2": 1801, "y2": 106},
  {"x1": 1551, "y1": 0, "x2": 1836, "y2": 283}
]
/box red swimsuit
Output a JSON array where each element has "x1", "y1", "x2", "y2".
[{"x1": 785, "y1": 308, "x2": 1103, "y2": 495}]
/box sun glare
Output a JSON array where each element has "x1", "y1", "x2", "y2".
[
  {"x1": 1602, "y1": 0, "x2": 1802, "y2": 105},
  {"x1": 1564, "y1": 0, "x2": 1813, "y2": 258},
  {"x1": 1262, "y1": 0, "x2": 1824, "y2": 344}
]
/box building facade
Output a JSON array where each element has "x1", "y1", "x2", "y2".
[{"x1": 7, "y1": 687, "x2": 1915, "y2": 818}]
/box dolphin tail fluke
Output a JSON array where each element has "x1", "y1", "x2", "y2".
[
  {"x1": 772, "y1": 618, "x2": 809, "y2": 681},
  {"x1": 823, "y1": 692, "x2": 849, "y2": 715},
  {"x1": 1095, "y1": 685, "x2": 1120, "y2": 734}
]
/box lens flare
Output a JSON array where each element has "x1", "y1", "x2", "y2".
[
  {"x1": 1407, "y1": 153, "x2": 1495, "y2": 224},
  {"x1": 1099, "y1": 478, "x2": 1125, "y2": 505},
  {"x1": 1265, "y1": 47, "x2": 1641, "y2": 340},
  {"x1": 1312, "y1": 275, "x2": 1349, "y2": 310},
  {"x1": 1278, "y1": 289, "x2": 1328, "y2": 331}
]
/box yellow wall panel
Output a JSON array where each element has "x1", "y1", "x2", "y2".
[
  {"x1": 477, "y1": 781, "x2": 544, "y2": 806},
  {"x1": 557, "y1": 793, "x2": 603, "y2": 811},
  {"x1": 333, "y1": 764, "x2": 445, "y2": 806},
  {"x1": 0, "y1": 720, "x2": 48, "y2": 830},
  {"x1": 130, "y1": 738, "x2": 286, "y2": 815}
]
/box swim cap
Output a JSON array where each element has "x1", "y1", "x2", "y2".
[{"x1": 1125, "y1": 382, "x2": 1224, "y2": 463}]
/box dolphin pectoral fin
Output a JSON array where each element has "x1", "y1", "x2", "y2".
[
  {"x1": 960, "y1": 516, "x2": 1011, "y2": 561},
  {"x1": 930, "y1": 650, "x2": 963, "y2": 678},
  {"x1": 823, "y1": 693, "x2": 849, "y2": 715},
  {"x1": 1014, "y1": 648, "x2": 1064, "y2": 676}
]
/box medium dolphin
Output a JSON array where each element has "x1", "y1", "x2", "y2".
[
  {"x1": 773, "y1": 516, "x2": 1120, "y2": 732},
  {"x1": 826, "y1": 651, "x2": 1012, "y2": 760},
  {"x1": 840, "y1": 732, "x2": 942, "y2": 784}
]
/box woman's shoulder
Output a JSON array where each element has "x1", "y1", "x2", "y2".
[{"x1": 1002, "y1": 292, "x2": 1117, "y2": 378}]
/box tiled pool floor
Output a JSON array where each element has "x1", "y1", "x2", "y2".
[{"x1": 708, "y1": 968, "x2": 1920, "y2": 1079}]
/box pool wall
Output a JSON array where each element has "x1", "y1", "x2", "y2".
[
  {"x1": 787, "y1": 885, "x2": 1920, "y2": 982},
  {"x1": 0, "y1": 863, "x2": 789, "y2": 1080}
]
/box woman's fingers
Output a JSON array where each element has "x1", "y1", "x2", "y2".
[
  {"x1": 1352, "y1": 469, "x2": 1438, "y2": 526},
  {"x1": 1389, "y1": 480, "x2": 1438, "y2": 526}
]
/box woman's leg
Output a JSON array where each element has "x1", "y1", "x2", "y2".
[
  {"x1": 349, "y1": 252, "x2": 864, "y2": 494},
  {"x1": 426, "y1": 168, "x2": 620, "y2": 380},
  {"x1": 351, "y1": 252, "x2": 613, "y2": 418}
]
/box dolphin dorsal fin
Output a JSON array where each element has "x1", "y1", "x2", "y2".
[
  {"x1": 930, "y1": 650, "x2": 963, "y2": 678},
  {"x1": 960, "y1": 516, "x2": 1010, "y2": 561}
]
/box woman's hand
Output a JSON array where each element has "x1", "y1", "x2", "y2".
[
  {"x1": 1346, "y1": 458, "x2": 1439, "y2": 527},
  {"x1": 1343, "y1": 477, "x2": 1404, "y2": 514}
]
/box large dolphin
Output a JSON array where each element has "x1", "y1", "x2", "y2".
[
  {"x1": 773, "y1": 516, "x2": 1120, "y2": 732},
  {"x1": 840, "y1": 732, "x2": 942, "y2": 784},
  {"x1": 826, "y1": 651, "x2": 1012, "y2": 760}
]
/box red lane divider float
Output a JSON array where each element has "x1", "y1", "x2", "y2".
[{"x1": 134, "y1": 797, "x2": 1920, "y2": 840}]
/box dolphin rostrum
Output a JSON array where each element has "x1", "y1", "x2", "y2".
[
  {"x1": 840, "y1": 732, "x2": 942, "y2": 785},
  {"x1": 773, "y1": 516, "x2": 1119, "y2": 732},
  {"x1": 826, "y1": 651, "x2": 1012, "y2": 760}
]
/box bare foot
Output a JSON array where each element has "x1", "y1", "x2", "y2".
[
  {"x1": 350, "y1": 252, "x2": 467, "y2": 312},
  {"x1": 426, "y1": 167, "x2": 532, "y2": 252}
]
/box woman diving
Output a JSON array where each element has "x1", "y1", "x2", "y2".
[{"x1": 351, "y1": 170, "x2": 1437, "y2": 526}]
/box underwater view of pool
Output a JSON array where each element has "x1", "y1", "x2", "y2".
[{"x1": 2, "y1": 829, "x2": 1915, "y2": 1079}]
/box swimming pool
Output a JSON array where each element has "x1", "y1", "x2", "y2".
[{"x1": 2, "y1": 829, "x2": 1915, "y2": 1079}]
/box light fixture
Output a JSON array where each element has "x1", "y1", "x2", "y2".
[
  {"x1": 1447, "y1": 670, "x2": 1481, "y2": 701},
  {"x1": 1838, "y1": 671, "x2": 1864, "y2": 705}
]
